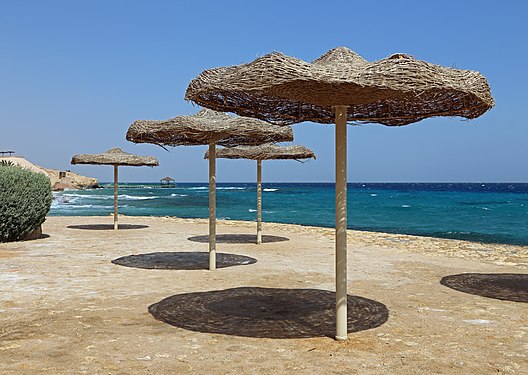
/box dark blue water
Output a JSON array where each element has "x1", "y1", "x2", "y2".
[{"x1": 51, "y1": 183, "x2": 528, "y2": 246}]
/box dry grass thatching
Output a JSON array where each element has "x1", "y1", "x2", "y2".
[
  {"x1": 126, "y1": 109, "x2": 294, "y2": 147},
  {"x1": 204, "y1": 143, "x2": 316, "y2": 161},
  {"x1": 185, "y1": 47, "x2": 494, "y2": 126},
  {"x1": 71, "y1": 148, "x2": 159, "y2": 167}
]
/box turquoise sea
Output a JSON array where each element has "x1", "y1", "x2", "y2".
[{"x1": 50, "y1": 183, "x2": 528, "y2": 246}]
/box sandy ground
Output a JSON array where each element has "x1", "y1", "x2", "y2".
[{"x1": 0, "y1": 216, "x2": 527, "y2": 374}]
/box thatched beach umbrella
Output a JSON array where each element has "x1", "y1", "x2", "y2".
[
  {"x1": 185, "y1": 47, "x2": 494, "y2": 340},
  {"x1": 126, "y1": 109, "x2": 293, "y2": 270},
  {"x1": 205, "y1": 144, "x2": 315, "y2": 244},
  {"x1": 71, "y1": 148, "x2": 159, "y2": 230}
]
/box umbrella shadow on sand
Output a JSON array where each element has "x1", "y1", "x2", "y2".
[
  {"x1": 440, "y1": 273, "x2": 528, "y2": 303},
  {"x1": 187, "y1": 234, "x2": 289, "y2": 244},
  {"x1": 148, "y1": 287, "x2": 389, "y2": 339},
  {"x1": 112, "y1": 252, "x2": 257, "y2": 271},
  {"x1": 68, "y1": 224, "x2": 149, "y2": 230}
]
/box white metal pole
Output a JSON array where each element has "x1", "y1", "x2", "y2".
[
  {"x1": 113, "y1": 165, "x2": 118, "y2": 230},
  {"x1": 335, "y1": 105, "x2": 348, "y2": 340},
  {"x1": 256, "y1": 159, "x2": 262, "y2": 244},
  {"x1": 209, "y1": 142, "x2": 217, "y2": 270}
]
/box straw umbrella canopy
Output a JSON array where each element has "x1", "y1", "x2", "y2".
[
  {"x1": 71, "y1": 148, "x2": 159, "y2": 230},
  {"x1": 205, "y1": 144, "x2": 315, "y2": 244},
  {"x1": 185, "y1": 47, "x2": 494, "y2": 340},
  {"x1": 126, "y1": 109, "x2": 293, "y2": 270}
]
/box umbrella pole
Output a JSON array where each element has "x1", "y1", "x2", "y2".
[
  {"x1": 209, "y1": 142, "x2": 216, "y2": 270},
  {"x1": 256, "y1": 159, "x2": 262, "y2": 244},
  {"x1": 335, "y1": 105, "x2": 348, "y2": 340},
  {"x1": 113, "y1": 165, "x2": 118, "y2": 230}
]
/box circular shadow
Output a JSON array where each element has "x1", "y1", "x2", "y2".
[
  {"x1": 148, "y1": 287, "x2": 389, "y2": 338},
  {"x1": 67, "y1": 224, "x2": 149, "y2": 230},
  {"x1": 188, "y1": 234, "x2": 289, "y2": 244},
  {"x1": 112, "y1": 252, "x2": 257, "y2": 270},
  {"x1": 440, "y1": 273, "x2": 528, "y2": 303}
]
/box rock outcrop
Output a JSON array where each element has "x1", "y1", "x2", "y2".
[
  {"x1": 0, "y1": 156, "x2": 99, "y2": 191},
  {"x1": 44, "y1": 168, "x2": 99, "y2": 191}
]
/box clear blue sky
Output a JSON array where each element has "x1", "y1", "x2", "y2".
[{"x1": 1, "y1": 0, "x2": 526, "y2": 183}]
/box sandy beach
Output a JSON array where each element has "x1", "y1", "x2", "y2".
[{"x1": 1, "y1": 216, "x2": 527, "y2": 374}]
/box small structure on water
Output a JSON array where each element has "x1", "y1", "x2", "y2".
[{"x1": 160, "y1": 177, "x2": 176, "y2": 187}]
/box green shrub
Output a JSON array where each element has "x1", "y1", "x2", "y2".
[{"x1": 0, "y1": 165, "x2": 52, "y2": 242}]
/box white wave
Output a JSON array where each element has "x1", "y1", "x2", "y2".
[
  {"x1": 186, "y1": 187, "x2": 208, "y2": 190},
  {"x1": 52, "y1": 195, "x2": 80, "y2": 206},
  {"x1": 248, "y1": 209, "x2": 257, "y2": 212},
  {"x1": 263, "y1": 188, "x2": 278, "y2": 192},
  {"x1": 118, "y1": 195, "x2": 157, "y2": 200},
  {"x1": 401, "y1": 205, "x2": 411, "y2": 208},
  {"x1": 370, "y1": 193, "x2": 378, "y2": 197},
  {"x1": 62, "y1": 204, "x2": 95, "y2": 209},
  {"x1": 65, "y1": 204, "x2": 114, "y2": 209},
  {"x1": 171, "y1": 193, "x2": 188, "y2": 197},
  {"x1": 62, "y1": 193, "x2": 112, "y2": 200},
  {"x1": 217, "y1": 187, "x2": 246, "y2": 190}
]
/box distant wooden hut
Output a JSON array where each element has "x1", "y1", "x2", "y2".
[{"x1": 160, "y1": 176, "x2": 175, "y2": 187}]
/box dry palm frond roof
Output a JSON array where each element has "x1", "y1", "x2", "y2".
[
  {"x1": 204, "y1": 143, "x2": 316, "y2": 161},
  {"x1": 126, "y1": 109, "x2": 293, "y2": 147},
  {"x1": 185, "y1": 47, "x2": 494, "y2": 126},
  {"x1": 71, "y1": 148, "x2": 159, "y2": 167}
]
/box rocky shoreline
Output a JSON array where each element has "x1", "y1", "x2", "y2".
[{"x1": 0, "y1": 156, "x2": 98, "y2": 191}]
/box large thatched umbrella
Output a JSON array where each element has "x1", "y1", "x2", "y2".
[
  {"x1": 71, "y1": 148, "x2": 159, "y2": 230},
  {"x1": 126, "y1": 109, "x2": 293, "y2": 270},
  {"x1": 205, "y1": 143, "x2": 315, "y2": 244},
  {"x1": 185, "y1": 47, "x2": 494, "y2": 340}
]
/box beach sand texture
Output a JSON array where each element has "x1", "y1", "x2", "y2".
[{"x1": 1, "y1": 216, "x2": 527, "y2": 374}]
